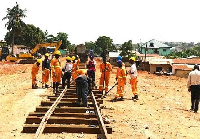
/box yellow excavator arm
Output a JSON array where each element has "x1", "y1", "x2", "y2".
[{"x1": 30, "y1": 41, "x2": 62, "y2": 55}]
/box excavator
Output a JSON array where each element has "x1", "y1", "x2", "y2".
[{"x1": 6, "y1": 41, "x2": 62, "y2": 64}]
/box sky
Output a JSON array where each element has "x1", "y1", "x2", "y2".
[{"x1": 0, "y1": 0, "x2": 200, "y2": 45}]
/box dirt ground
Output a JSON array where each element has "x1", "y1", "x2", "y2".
[{"x1": 0, "y1": 57, "x2": 200, "y2": 139}]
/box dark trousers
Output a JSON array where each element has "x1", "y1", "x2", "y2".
[
  {"x1": 190, "y1": 85, "x2": 200, "y2": 112},
  {"x1": 88, "y1": 70, "x2": 95, "y2": 87},
  {"x1": 76, "y1": 81, "x2": 88, "y2": 107},
  {"x1": 62, "y1": 72, "x2": 71, "y2": 88}
]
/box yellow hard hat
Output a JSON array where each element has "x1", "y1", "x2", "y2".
[
  {"x1": 55, "y1": 50, "x2": 61, "y2": 55},
  {"x1": 66, "y1": 56, "x2": 71, "y2": 61},
  {"x1": 129, "y1": 57, "x2": 135, "y2": 61},
  {"x1": 37, "y1": 59, "x2": 42, "y2": 64},
  {"x1": 45, "y1": 53, "x2": 49, "y2": 56},
  {"x1": 72, "y1": 56, "x2": 75, "y2": 60}
]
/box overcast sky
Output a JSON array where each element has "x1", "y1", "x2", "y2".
[{"x1": 0, "y1": 0, "x2": 200, "y2": 44}]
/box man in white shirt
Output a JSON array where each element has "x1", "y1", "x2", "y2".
[
  {"x1": 128, "y1": 57, "x2": 138, "y2": 101},
  {"x1": 187, "y1": 64, "x2": 200, "y2": 113},
  {"x1": 62, "y1": 56, "x2": 73, "y2": 89}
]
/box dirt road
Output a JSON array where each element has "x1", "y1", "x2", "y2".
[{"x1": 0, "y1": 59, "x2": 200, "y2": 139}]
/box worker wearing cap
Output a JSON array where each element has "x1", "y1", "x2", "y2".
[
  {"x1": 51, "y1": 50, "x2": 62, "y2": 93},
  {"x1": 112, "y1": 60, "x2": 126, "y2": 102},
  {"x1": 62, "y1": 56, "x2": 73, "y2": 89},
  {"x1": 87, "y1": 54, "x2": 96, "y2": 88},
  {"x1": 32, "y1": 59, "x2": 42, "y2": 89},
  {"x1": 117, "y1": 56, "x2": 125, "y2": 68},
  {"x1": 129, "y1": 57, "x2": 138, "y2": 100},
  {"x1": 42, "y1": 53, "x2": 50, "y2": 88},
  {"x1": 71, "y1": 56, "x2": 78, "y2": 84},
  {"x1": 99, "y1": 58, "x2": 112, "y2": 95}
]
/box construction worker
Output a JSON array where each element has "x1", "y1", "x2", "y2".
[
  {"x1": 99, "y1": 58, "x2": 112, "y2": 95},
  {"x1": 32, "y1": 59, "x2": 42, "y2": 89},
  {"x1": 76, "y1": 55, "x2": 80, "y2": 69},
  {"x1": 129, "y1": 57, "x2": 138, "y2": 101},
  {"x1": 62, "y1": 56, "x2": 73, "y2": 89},
  {"x1": 76, "y1": 69, "x2": 87, "y2": 76},
  {"x1": 71, "y1": 56, "x2": 78, "y2": 84},
  {"x1": 75, "y1": 74, "x2": 92, "y2": 107},
  {"x1": 187, "y1": 64, "x2": 200, "y2": 113},
  {"x1": 112, "y1": 60, "x2": 126, "y2": 102},
  {"x1": 42, "y1": 53, "x2": 50, "y2": 89},
  {"x1": 87, "y1": 54, "x2": 96, "y2": 88},
  {"x1": 51, "y1": 50, "x2": 62, "y2": 93},
  {"x1": 117, "y1": 56, "x2": 125, "y2": 68}
]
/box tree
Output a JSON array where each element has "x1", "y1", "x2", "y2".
[
  {"x1": 85, "y1": 41, "x2": 96, "y2": 53},
  {"x1": 55, "y1": 32, "x2": 71, "y2": 49},
  {"x1": 2, "y1": 2, "x2": 26, "y2": 53},
  {"x1": 95, "y1": 36, "x2": 113, "y2": 56},
  {"x1": 119, "y1": 40, "x2": 133, "y2": 58},
  {"x1": 5, "y1": 24, "x2": 45, "y2": 49}
]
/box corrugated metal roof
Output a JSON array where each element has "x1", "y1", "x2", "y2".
[
  {"x1": 171, "y1": 64, "x2": 192, "y2": 70},
  {"x1": 137, "y1": 54, "x2": 160, "y2": 57},
  {"x1": 149, "y1": 59, "x2": 172, "y2": 64},
  {"x1": 109, "y1": 52, "x2": 120, "y2": 57},
  {"x1": 172, "y1": 59, "x2": 200, "y2": 64},
  {"x1": 141, "y1": 39, "x2": 171, "y2": 48}
]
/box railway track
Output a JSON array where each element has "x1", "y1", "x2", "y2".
[{"x1": 22, "y1": 70, "x2": 112, "y2": 138}]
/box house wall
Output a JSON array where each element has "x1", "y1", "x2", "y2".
[
  {"x1": 141, "y1": 48, "x2": 171, "y2": 56},
  {"x1": 175, "y1": 70, "x2": 190, "y2": 78},
  {"x1": 150, "y1": 64, "x2": 172, "y2": 73},
  {"x1": 158, "y1": 48, "x2": 171, "y2": 56}
]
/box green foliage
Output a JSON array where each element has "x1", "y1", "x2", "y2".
[
  {"x1": 5, "y1": 24, "x2": 45, "y2": 48},
  {"x1": 165, "y1": 46, "x2": 200, "y2": 59},
  {"x1": 119, "y1": 40, "x2": 133, "y2": 58},
  {"x1": 55, "y1": 32, "x2": 71, "y2": 49},
  {"x1": 85, "y1": 41, "x2": 96, "y2": 53},
  {"x1": 2, "y1": 2, "x2": 26, "y2": 48},
  {"x1": 95, "y1": 36, "x2": 114, "y2": 56}
]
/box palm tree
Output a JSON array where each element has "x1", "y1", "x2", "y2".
[{"x1": 2, "y1": 2, "x2": 26, "y2": 54}]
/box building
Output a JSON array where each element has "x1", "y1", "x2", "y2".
[
  {"x1": 109, "y1": 52, "x2": 120, "y2": 66},
  {"x1": 171, "y1": 59, "x2": 200, "y2": 77},
  {"x1": 139, "y1": 39, "x2": 172, "y2": 56},
  {"x1": 149, "y1": 59, "x2": 172, "y2": 73}
]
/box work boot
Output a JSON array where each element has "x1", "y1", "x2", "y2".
[
  {"x1": 119, "y1": 96, "x2": 124, "y2": 101},
  {"x1": 45, "y1": 84, "x2": 50, "y2": 88},
  {"x1": 32, "y1": 85, "x2": 38, "y2": 89},
  {"x1": 135, "y1": 95, "x2": 139, "y2": 100},
  {"x1": 112, "y1": 97, "x2": 117, "y2": 102}
]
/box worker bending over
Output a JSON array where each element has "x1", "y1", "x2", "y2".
[
  {"x1": 99, "y1": 58, "x2": 112, "y2": 96},
  {"x1": 112, "y1": 60, "x2": 126, "y2": 102},
  {"x1": 87, "y1": 54, "x2": 96, "y2": 88},
  {"x1": 51, "y1": 50, "x2": 62, "y2": 93},
  {"x1": 42, "y1": 53, "x2": 50, "y2": 89},
  {"x1": 75, "y1": 74, "x2": 92, "y2": 107},
  {"x1": 32, "y1": 59, "x2": 42, "y2": 89},
  {"x1": 62, "y1": 56, "x2": 73, "y2": 89},
  {"x1": 129, "y1": 57, "x2": 138, "y2": 101}
]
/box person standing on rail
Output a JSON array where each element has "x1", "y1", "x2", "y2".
[
  {"x1": 62, "y1": 56, "x2": 73, "y2": 89},
  {"x1": 99, "y1": 57, "x2": 112, "y2": 96},
  {"x1": 42, "y1": 53, "x2": 51, "y2": 89},
  {"x1": 32, "y1": 59, "x2": 42, "y2": 89},
  {"x1": 87, "y1": 54, "x2": 96, "y2": 88},
  {"x1": 112, "y1": 60, "x2": 126, "y2": 102},
  {"x1": 129, "y1": 57, "x2": 139, "y2": 101},
  {"x1": 51, "y1": 50, "x2": 62, "y2": 93},
  {"x1": 187, "y1": 64, "x2": 200, "y2": 113}
]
